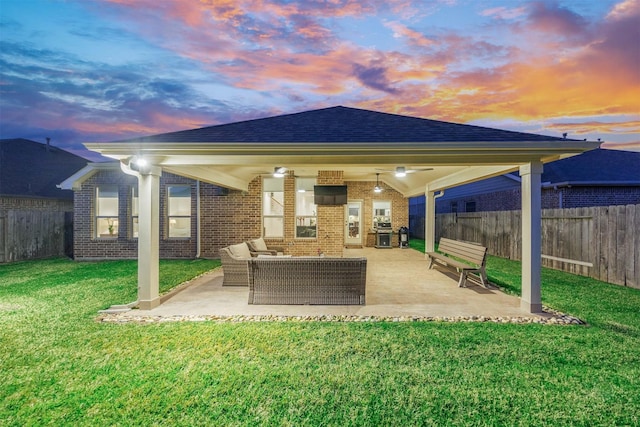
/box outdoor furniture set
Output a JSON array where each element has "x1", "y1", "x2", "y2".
[
  {"x1": 219, "y1": 238, "x2": 367, "y2": 305},
  {"x1": 426, "y1": 237, "x2": 489, "y2": 288},
  {"x1": 220, "y1": 236, "x2": 487, "y2": 306}
]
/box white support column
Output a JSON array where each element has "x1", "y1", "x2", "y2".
[
  {"x1": 520, "y1": 161, "x2": 543, "y2": 313},
  {"x1": 424, "y1": 185, "x2": 436, "y2": 254},
  {"x1": 137, "y1": 165, "x2": 162, "y2": 310}
]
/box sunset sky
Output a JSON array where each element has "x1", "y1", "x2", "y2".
[{"x1": 1, "y1": 0, "x2": 639, "y2": 160}]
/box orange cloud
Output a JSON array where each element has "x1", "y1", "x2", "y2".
[
  {"x1": 95, "y1": 0, "x2": 638, "y2": 145},
  {"x1": 385, "y1": 21, "x2": 435, "y2": 47}
]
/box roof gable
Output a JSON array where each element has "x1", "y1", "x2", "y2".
[
  {"x1": 0, "y1": 138, "x2": 88, "y2": 199},
  {"x1": 118, "y1": 106, "x2": 569, "y2": 144}
]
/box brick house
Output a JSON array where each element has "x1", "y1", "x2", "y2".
[
  {"x1": 60, "y1": 106, "x2": 599, "y2": 312},
  {"x1": 62, "y1": 162, "x2": 409, "y2": 260},
  {"x1": 0, "y1": 138, "x2": 88, "y2": 262}
]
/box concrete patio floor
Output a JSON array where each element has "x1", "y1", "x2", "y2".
[{"x1": 116, "y1": 247, "x2": 548, "y2": 320}]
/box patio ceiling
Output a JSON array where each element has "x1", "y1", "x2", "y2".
[{"x1": 85, "y1": 140, "x2": 598, "y2": 197}]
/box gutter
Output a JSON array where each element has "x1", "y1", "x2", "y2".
[
  {"x1": 543, "y1": 181, "x2": 640, "y2": 189},
  {"x1": 196, "y1": 180, "x2": 201, "y2": 258}
]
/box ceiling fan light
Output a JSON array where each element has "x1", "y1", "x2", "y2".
[
  {"x1": 373, "y1": 172, "x2": 382, "y2": 192},
  {"x1": 273, "y1": 167, "x2": 286, "y2": 178},
  {"x1": 395, "y1": 166, "x2": 406, "y2": 178}
]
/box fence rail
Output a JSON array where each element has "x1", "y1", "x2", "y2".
[{"x1": 432, "y1": 204, "x2": 639, "y2": 289}]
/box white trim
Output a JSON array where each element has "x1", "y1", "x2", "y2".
[{"x1": 57, "y1": 162, "x2": 119, "y2": 191}]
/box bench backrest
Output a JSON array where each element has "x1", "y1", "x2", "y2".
[{"x1": 438, "y1": 238, "x2": 487, "y2": 267}]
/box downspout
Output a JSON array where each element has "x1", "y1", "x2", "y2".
[{"x1": 196, "y1": 180, "x2": 201, "y2": 258}]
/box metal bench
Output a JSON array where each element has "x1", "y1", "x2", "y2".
[{"x1": 426, "y1": 238, "x2": 489, "y2": 288}]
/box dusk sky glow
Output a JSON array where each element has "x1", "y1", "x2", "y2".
[{"x1": 1, "y1": 0, "x2": 639, "y2": 160}]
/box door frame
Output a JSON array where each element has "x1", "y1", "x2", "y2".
[{"x1": 344, "y1": 200, "x2": 363, "y2": 246}]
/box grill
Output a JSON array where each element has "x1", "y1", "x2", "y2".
[{"x1": 375, "y1": 222, "x2": 393, "y2": 249}]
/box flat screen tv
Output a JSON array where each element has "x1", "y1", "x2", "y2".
[{"x1": 314, "y1": 185, "x2": 348, "y2": 205}]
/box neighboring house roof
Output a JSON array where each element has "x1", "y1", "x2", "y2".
[
  {"x1": 542, "y1": 148, "x2": 640, "y2": 186},
  {"x1": 0, "y1": 138, "x2": 88, "y2": 199},
  {"x1": 118, "y1": 105, "x2": 569, "y2": 144},
  {"x1": 417, "y1": 148, "x2": 640, "y2": 203}
]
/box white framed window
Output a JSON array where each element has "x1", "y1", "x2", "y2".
[
  {"x1": 263, "y1": 178, "x2": 284, "y2": 238},
  {"x1": 167, "y1": 185, "x2": 191, "y2": 238},
  {"x1": 96, "y1": 185, "x2": 118, "y2": 238},
  {"x1": 373, "y1": 200, "x2": 391, "y2": 228},
  {"x1": 295, "y1": 178, "x2": 316, "y2": 238},
  {"x1": 131, "y1": 186, "x2": 139, "y2": 238}
]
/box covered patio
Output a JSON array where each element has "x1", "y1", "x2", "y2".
[
  {"x1": 111, "y1": 247, "x2": 564, "y2": 321},
  {"x1": 84, "y1": 106, "x2": 599, "y2": 314}
]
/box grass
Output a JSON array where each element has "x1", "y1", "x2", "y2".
[{"x1": 1, "y1": 253, "x2": 639, "y2": 426}]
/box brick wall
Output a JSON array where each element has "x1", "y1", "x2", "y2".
[
  {"x1": 542, "y1": 186, "x2": 640, "y2": 209},
  {"x1": 74, "y1": 170, "x2": 198, "y2": 260},
  {"x1": 200, "y1": 177, "x2": 262, "y2": 258},
  {"x1": 345, "y1": 180, "x2": 409, "y2": 248},
  {"x1": 73, "y1": 169, "x2": 409, "y2": 260}
]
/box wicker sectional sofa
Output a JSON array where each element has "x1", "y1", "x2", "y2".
[
  {"x1": 219, "y1": 244, "x2": 252, "y2": 286},
  {"x1": 248, "y1": 257, "x2": 367, "y2": 305},
  {"x1": 219, "y1": 239, "x2": 284, "y2": 286}
]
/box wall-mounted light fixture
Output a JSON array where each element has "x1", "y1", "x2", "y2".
[
  {"x1": 395, "y1": 166, "x2": 407, "y2": 178},
  {"x1": 128, "y1": 156, "x2": 149, "y2": 173},
  {"x1": 273, "y1": 167, "x2": 286, "y2": 178}
]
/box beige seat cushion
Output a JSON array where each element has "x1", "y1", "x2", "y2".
[
  {"x1": 229, "y1": 242, "x2": 252, "y2": 259},
  {"x1": 250, "y1": 238, "x2": 269, "y2": 251}
]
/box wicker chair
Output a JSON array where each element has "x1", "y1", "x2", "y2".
[
  {"x1": 219, "y1": 243, "x2": 252, "y2": 286},
  {"x1": 246, "y1": 238, "x2": 285, "y2": 256},
  {"x1": 248, "y1": 257, "x2": 367, "y2": 305}
]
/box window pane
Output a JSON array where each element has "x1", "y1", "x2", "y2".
[
  {"x1": 97, "y1": 186, "x2": 118, "y2": 216},
  {"x1": 169, "y1": 217, "x2": 191, "y2": 237},
  {"x1": 263, "y1": 177, "x2": 284, "y2": 192},
  {"x1": 97, "y1": 217, "x2": 118, "y2": 237},
  {"x1": 465, "y1": 201, "x2": 476, "y2": 213},
  {"x1": 373, "y1": 200, "x2": 391, "y2": 227},
  {"x1": 263, "y1": 217, "x2": 283, "y2": 238},
  {"x1": 263, "y1": 191, "x2": 284, "y2": 216},
  {"x1": 132, "y1": 186, "x2": 139, "y2": 216},
  {"x1": 168, "y1": 186, "x2": 191, "y2": 216},
  {"x1": 296, "y1": 177, "x2": 315, "y2": 192},
  {"x1": 296, "y1": 191, "x2": 316, "y2": 216}
]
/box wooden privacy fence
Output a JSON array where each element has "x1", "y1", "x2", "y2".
[
  {"x1": 0, "y1": 210, "x2": 72, "y2": 263},
  {"x1": 435, "y1": 204, "x2": 639, "y2": 289}
]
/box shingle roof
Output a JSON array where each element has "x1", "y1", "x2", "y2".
[
  {"x1": 118, "y1": 105, "x2": 569, "y2": 143},
  {"x1": 543, "y1": 148, "x2": 640, "y2": 184},
  {"x1": 0, "y1": 138, "x2": 88, "y2": 199}
]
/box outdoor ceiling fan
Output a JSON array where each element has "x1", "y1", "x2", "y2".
[
  {"x1": 255, "y1": 166, "x2": 288, "y2": 177},
  {"x1": 375, "y1": 166, "x2": 434, "y2": 177}
]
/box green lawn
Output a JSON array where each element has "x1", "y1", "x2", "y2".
[{"x1": 1, "y1": 253, "x2": 639, "y2": 426}]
